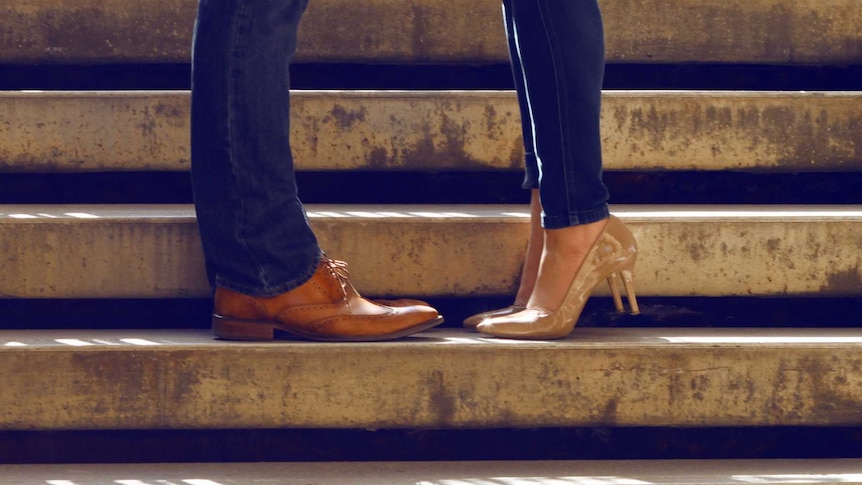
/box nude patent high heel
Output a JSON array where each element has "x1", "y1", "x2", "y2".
[
  {"x1": 477, "y1": 215, "x2": 639, "y2": 340},
  {"x1": 463, "y1": 304, "x2": 526, "y2": 329}
]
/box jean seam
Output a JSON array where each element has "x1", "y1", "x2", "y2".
[
  {"x1": 226, "y1": 0, "x2": 270, "y2": 288},
  {"x1": 534, "y1": 0, "x2": 575, "y2": 219},
  {"x1": 503, "y1": 0, "x2": 539, "y2": 188},
  {"x1": 509, "y1": 6, "x2": 542, "y2": 192}
]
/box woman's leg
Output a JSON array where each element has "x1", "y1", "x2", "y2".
[
  {"x1": 509, "y1": 0, "x2": 611, "y2": 312},
  {"x1": 505, "y1": 0, "x2": 544, "y2": 307},
  {"x1": 463, "y1": 0, "x2": 544, "y2": 327},
  {"x1": 479, "y1": 0, "x2": 639, "y2": 339}
]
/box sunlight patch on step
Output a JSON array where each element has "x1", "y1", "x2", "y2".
[
  {"x1": 46, "y1": 480, "x2": 226, "y2": 485},
  {"x1": 419, "y1": 478, "x2": 651, "y2": 485},
  {"x1": 307, "y1": 210, "x2": 484, "y2": 219},
  {"x1": 55, "y1": 339, "x2": 95, "y2": 346},
  {"x1": 345, "y1": 211, "x2": 389, "y2": 218},
  {"x1": 307, "y1": 211, "x2": 350, "y2": 218},
  {"x1": 375, "y1": 211, "x2": 415, "y2": 218},
  {"x1": 420, "y1": 476, "x2": 862, "y2": 485},
  {"x1": 620, "y1": 209, "x2": 862, "y2": 219},
  {"x1": 119, "y1": 338, "x2": 161, "y2": 346},
  {"x1": 660, "y1": 336, "x2": 862, "y2": 344},
  {"x1": 431, "y1": 336, "x2": 554, "y2": 346},
  {"x1": 2, "y1": 212, "x2": 100, "y2": 219},
  {"x1": 48, "y1": 338, "x2": 162, "y2": 346},
  {"x1": 3, "y1": 341, "x2": 27, "y2": 347},
  {"x1": 409, "y1": 212, "x2": 478, "y2": 218},
  {"x1": 733, "y1": 474, "x2": 862, "y2": 483}
]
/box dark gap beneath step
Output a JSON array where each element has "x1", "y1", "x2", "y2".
[
  {"x1": 1, "y1": 297, "x2": 860, "y2": 330},
  {"x1": 2, "y1": 171, "x2": 862, "y2": 205},
  {"x1": 1, "y1": 63, "x2": 861, "y2": 91},
  {"x1": 2, "y1": 427, "x2": 862, "y2": 464}
]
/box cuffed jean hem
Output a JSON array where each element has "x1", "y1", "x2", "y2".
[
  {"x1": 543, "y1": 203, "x2": 610, "y2": 229},
  {"x1": 213, "y1": 250, "x2": 322, "y2": 297}
]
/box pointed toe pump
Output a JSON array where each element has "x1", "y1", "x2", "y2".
[
  {"x1": 462, "y1": 305, "x2": 526, "y2": 329},
  {"x1": 477, "y1": 215, "x2": 640, "y2": 340}
]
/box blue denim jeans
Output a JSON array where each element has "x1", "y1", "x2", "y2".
[
  {"x1": 191, "y1": 0, "x2": 609, "y2": 296},
  {"x1": 191, "y1": 0, "x2": 321, "y2": 296},
  {"x1": 504, "y1": 0, "x2": 610, "y2": 229}
]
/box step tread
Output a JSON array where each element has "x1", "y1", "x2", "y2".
[
  {"x1": 2, "y1": 204, "x2": 861, "y2": 298},
  {"x1": 3, "y1": 328, "x2": 862, "y2": 429},
  {"x1": 3, "y1": 90, "x2": 861, "y2": 172},
  {"x1": 3, "y1": 203, "x2": 862, "y2": 221},
  {"x1": 2, "y1": 459, "x2": 862, "y2": 484},
  {"x1": 4, "y1": 328, "x2": 862, "y2": 349}
]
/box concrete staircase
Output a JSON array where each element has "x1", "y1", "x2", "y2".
[{"x1": 2, "y1": 0, "x2": 862, "y2": 480}]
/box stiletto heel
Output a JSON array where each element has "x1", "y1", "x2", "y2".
[
  {"x1": 620, "y1": 268, "x2": 640, "y2": 315},
  {"x1": 607, "y1": 273, "x2": 625, "y2": 313},
  {"x1": 477, "y1": 215, "x2": 639, "y2": 340}
]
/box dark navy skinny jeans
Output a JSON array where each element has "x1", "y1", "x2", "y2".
[{"x1": 191, "y1": 0, "x2": 609, "y2": 296}]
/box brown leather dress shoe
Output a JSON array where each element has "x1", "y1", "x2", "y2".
[{"x1": 212, "y1": 257, "x2": 444, "y2": 341}]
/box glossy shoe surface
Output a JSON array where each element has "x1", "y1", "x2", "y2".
[
  {"x1": 462, "y1": 305, "x2": 526, "y2": 329},
  {"x1": 477, "y1": 215, "x2": 639, "y2": 340},
  {"x1": 212, "y1": 257, "x2": 443, "y2": 341}
]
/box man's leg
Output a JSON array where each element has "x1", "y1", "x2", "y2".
[
  {"x1": 191, "y1": 0, "x2": 443, "y2": 341},
  {"x1": 192, "y1": 0, "x2": 319, "y2": 296}
]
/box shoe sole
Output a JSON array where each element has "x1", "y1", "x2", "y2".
[{"x1": 213, "y1": 315, "x2": 445, "y2": 342}]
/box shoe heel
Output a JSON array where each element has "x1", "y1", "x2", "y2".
[
  {"x1": 607, "y1": 273, "x2": 625, "y2": 313},
  {"x1": 620, "y1": 268, "x2": 640, "y2": 315},
  {"x1": 212, "y1": 316, "x2": 276, "y2": 341}
]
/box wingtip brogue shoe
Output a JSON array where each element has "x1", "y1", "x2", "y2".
[{"x1": 212, "y1": 257, "x2": 443, "y2": 341}]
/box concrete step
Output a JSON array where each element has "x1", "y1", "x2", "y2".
[
  {"x1": 2, "y1": 328, "x2": 862, "y2": 429},
  {"x1": 2, "y1": 460, "x2": 862, "y2": 484},
  {"x1": 1, "y1": 204, "x2": 861, "y2": 299},
  {"x1": 4, "y1": 0, "x2": 861, "y2": 64},
  {"x1": 2, "y1": 91, "x2": 861, "y2": 173}
]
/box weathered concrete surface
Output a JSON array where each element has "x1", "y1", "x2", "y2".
[
  {"x1": 3, "y1": 459, "x2": 862, "y2": 484},
  {"x1": 0, "y1": 91, "x2": 190, "y2": 172},
  {"x1": 3, "y1": 91, "x2": 861, "y2": 172},
  {"x1": 2, "y1": 0, "x2": 860, "y2": 64},
  {"x1": 1, "y1": 328, "x2": 862, "y2": 429},
  {"x1": 1, "y1": 204, "x2": 861, "y2": 298}
]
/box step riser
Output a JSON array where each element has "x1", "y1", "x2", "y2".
[
  {"x1": 3, "y1": 92, "x2": 861, "y2": 173},
  {"x1": 4, "y1": 0, "x2": 861, "y2": 64},
  {"x1": 2, "y1": 206, "x2": 860, "y2": 298},
  {"x1": 2, "y1": 329, "x2": 861, "y2": 429}
]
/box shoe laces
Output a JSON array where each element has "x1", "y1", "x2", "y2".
[{"x1": 322, "y1": 256, "x2": 359, "y2": 302}]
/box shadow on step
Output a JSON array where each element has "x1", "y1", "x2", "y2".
[
  {"x1": 1, "y1": 297, "x2": 861, "y2": 330},
  {"x1": 2, "y1": 63, "x2": 862, "y2": 91},
  {"x1": 2, "y1": 427, "x2": 862, "y2": 464},
  {"x1": 3, "y1": 172, "x2": 862, "y2": 205}
]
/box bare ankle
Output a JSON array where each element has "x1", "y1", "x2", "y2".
[{"x1": 544, "y1": 218, "x2": 607, "y2": 251}]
